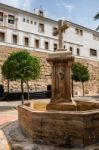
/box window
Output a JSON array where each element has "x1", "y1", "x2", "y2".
[
  {"x1": 38, "y1": 23, "x2": 44, "y2": 32},
  {"x1": 35, "y1": 39, "x2": 39, "y2": 48},
  {"x1": 24, "y1": 37, "x2": 29, "y2": 46},
  {"x1": 38, "y1": 10, "x2": 44, "y2": 16},
  {"x1": 34, "y1": 21, "x2": 37, "y2": 25},
  {"x1": 27, "y1": 19, "x2": 29, "y2": 23},
  {"x1": 93, "y1": 34, "x2": 99, "y2": 41},
  {"x1": 75, "y1": 28, "x2": 83, "y2": 36},
  {"x1": 31, "y1": 20, "x2": 33, "y2": 24},
  {"x1": 8, "y1": 15, "x2": 15, "y2": 24},
  {"x1": 80, "y1": 30, "x2": 83, "y2": 36},
  {"x1": 0, "y1": 12, "x2": 3, "y2": 21},
  {"x1": 53, "y1": 27, "x2": 57, "y2": 36},
  {"x1": 76, "y1": 28, "x2": 79, "y2": 34},
  {"x1": 0, "y1": 32, "x2": 5, "y2": 42},
  {"x1": 12, "y1": 35, "x2": 17, "y2": 44},
  {"x1": 97, "y1": 35, "x2": 99, "y2": 41},
  {"x1": 90, "y1": 49, "x2": 97, "y2": 57},
  {"x1": 45, "y1": 41, "x2": 49, "y2": 50},
  {"x1": 77, "y1": 48, "x2": 80, "y2": 55},
  {"x1": 70, "y1": 47, "x2": 73, "y2": 52},
  {"x1": 93, "y1": 34, "x2": 96, "y2": 40},
  {"x1": 53, "y1": 43, "x2": 57, "y2": 51},
  {"x1": 23, "y1": 18, "x2": 25, "y2": 22},
  {"x1": 64, "y1": 45, "x2": 66, "y2": 49}
]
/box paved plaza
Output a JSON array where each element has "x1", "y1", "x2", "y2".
[
  {"x1": 0, "y1": 113, "x2": 17, "y2": 150},
  {"x1": 0, "y1": 102, "x2": 18, "y2": 150},
  {"x1": 0, "y1": 110, "x2": 17, "y2": 126}
]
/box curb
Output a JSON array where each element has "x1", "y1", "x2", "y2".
[{"x1": 0, "y1": 119, "x2": 18, "y2": 129}]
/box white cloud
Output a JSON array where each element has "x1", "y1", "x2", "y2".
[
  {"x1": 0, "y1": 0, "x2": 34, "y2": 11},
  {"x1": 22, "y1": 0, "x2": 34, "y2": 11},
  {"x1": 57, "y1": 0, "x2": 73, "y2": 20},
  {"x1": 57, "y1": 1, "x2": 73, "y2": 13},
  {"x1": 0, "y1": 0, "x2": 19, "y2": 7},
  {"x1": 64, "y1": 4, "x2": 73, "y2": 13}
]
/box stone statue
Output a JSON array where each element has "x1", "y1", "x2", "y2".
[{"x1": 53, "y1": 20, "x2": 69, "y2": 50}]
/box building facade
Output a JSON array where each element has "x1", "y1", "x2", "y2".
[{"x1": 0, "y1": 3, "x2": 99, "y2": 95}]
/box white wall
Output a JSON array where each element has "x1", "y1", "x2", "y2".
[{"x1": 0, "y1": 6, "x2": 99, "y2": 60}]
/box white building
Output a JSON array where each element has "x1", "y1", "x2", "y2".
[{"x1": 0, "y1": 3, "x2": 99, "y2": 61}]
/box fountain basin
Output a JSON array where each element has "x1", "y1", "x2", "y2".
[{"x1": 18, "y1": 100, "x2": 99, "y2": 148}]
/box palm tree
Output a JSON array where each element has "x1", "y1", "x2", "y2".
[{"x1": 94, "y1": 13, "x2": 99, "y2": 31}]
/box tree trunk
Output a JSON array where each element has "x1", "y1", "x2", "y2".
[
  {"x1": 71, "y1": 79, "x2": 74, "y2": 97},
  {"x1": 34, "y1": 83, "x2": 37, "y2": 92},
  {"x1": 7, "y1": 80, "x2": 10, "y2": 94},
  {"x1": 27, "y1": 80, "x2": 30, "y2": 100},
  {"x1": 7, "y1": 80, "x2": 10, "y2": 101},
  {"x1": 82, "y1": 82, "x2": 85, "y2": 96},
  {"x1": 21, "y1": 79, "x2": 24, "y2": 104}
]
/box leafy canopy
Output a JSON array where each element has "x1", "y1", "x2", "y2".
[
  {"x1": 72, "y1": 62, "x2": 90, "y2": 83},
  {"x1": 94, "y1": 13, "x2": 99, "y2": 31},
  {"x1": 2, "y1": 50, "x2": 41, "y2": 81}
]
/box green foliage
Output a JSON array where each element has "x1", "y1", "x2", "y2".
[
  {"x1": 72, "y1": 62, "x2": 90, "y2": 83},
  {"x1": 2, "y1": 50, "x2": 41, "y2": 103},
  {"x1": 72, "y1": 62, "x2": 90, "y2": 96},
  {"x1": 94, "y1": 13, "x2": 99, "y2": 31},
  {"x1": 94, "y1": 13, "x2": 99, "y2": 20},
  {"x1": 2, "y1": 50, "x2": 41, "y2": 82}
]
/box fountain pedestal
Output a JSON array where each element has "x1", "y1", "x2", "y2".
[{"x1": 46, "y1": 51, "x2": 76, "y2": 111}]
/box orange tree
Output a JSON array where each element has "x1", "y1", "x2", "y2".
[
  {"x1": 2, "y1": 50, "x2": 41, "y2": 104},
  {"x1": 72, "y1": 62, "x2": 90, "y2": 96}
]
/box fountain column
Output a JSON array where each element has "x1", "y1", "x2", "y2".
[
  {"x1": 47, "y1": 51, "x2": 74, "y2": 103},
  {"x1": 46, "y1": 20, "x2": 76, "y2": 110}
]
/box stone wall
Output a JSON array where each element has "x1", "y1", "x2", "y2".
[
  {"x1": 74, "y1": 58, "x2": 99, "y2": 96},
  {"x1": 0, "y1": 45, "x2": 51, "y2": 92},
  {"x1": 0, "y1": 45, "x2": 99, "y2": 95}
]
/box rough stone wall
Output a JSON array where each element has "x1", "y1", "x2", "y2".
[
  {"x1": 74, "y1": 58, "x2": 99, "y2": 96},
  {"x1": 0, "y1": 45, "x2": 51, "y2": 92},
  {"x1": 0, "y1": 45, "x2": 99, "y2": 95}
]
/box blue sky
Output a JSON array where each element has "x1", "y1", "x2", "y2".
[{"x1": 0, "y1": 0, "x2": 99, "y2": 30}]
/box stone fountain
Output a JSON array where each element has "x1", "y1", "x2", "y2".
[{"x1": 18, "y1": 20, "x2": 99, "y2": 148}]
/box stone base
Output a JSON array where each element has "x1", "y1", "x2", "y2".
[
  {"x1": 18, "y1": 102, "x2": 99, "y2": 148},
  {"x1": 46, "y1": 102, "x2": 77, "y2": 111},
  {"x1": 76, "y1": 99, "x2": 99, "y2": 111}
]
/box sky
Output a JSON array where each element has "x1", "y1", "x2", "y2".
[{"x1": 0, "y1": 0, "x2": 99, "y2": 30}]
